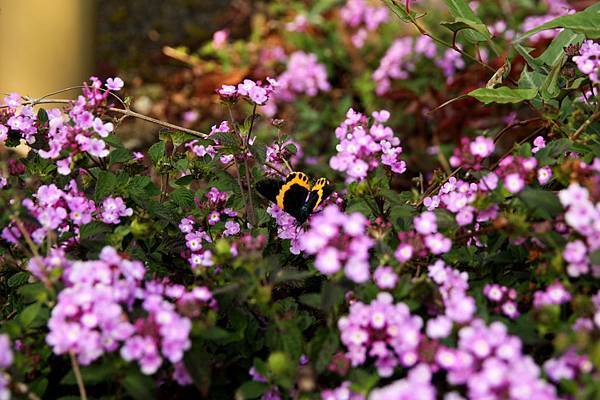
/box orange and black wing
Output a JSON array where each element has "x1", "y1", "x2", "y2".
[{"x1": 307, "y1": 177, "x2": 333, "y2": 212}]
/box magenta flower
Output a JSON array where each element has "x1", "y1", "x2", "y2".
[{"x1": 101, "y1": 196, "x2": 133, "y2": 224}]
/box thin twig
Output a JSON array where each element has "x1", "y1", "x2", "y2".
[
  {"x1": 570, "y1": 111, "x2": 600, "y2": 141},
  {"x1": 2, "y1": 99, "x2": 209, "y2": 138},
  {"x1": 70, "y1": 351, "x2": 88, "y2": 400}
]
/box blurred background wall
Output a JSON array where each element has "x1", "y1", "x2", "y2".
[{"x1": 0, "y1": 0, "x2": 95, "y2": 98}]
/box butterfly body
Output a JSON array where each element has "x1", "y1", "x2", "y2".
[{"x1": 256, "y1": 172, "x2": 333, "y2": 223}]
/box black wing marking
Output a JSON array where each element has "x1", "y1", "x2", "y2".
[
  {"x1": 256, "y1": 179, "x2": 284, "y2": 203},
  {"x1": 281, "y1": 183, "x2": 311, "y2": 220}
]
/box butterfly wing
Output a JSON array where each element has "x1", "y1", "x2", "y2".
[
  {"x1": 256, "y1": 178, "x2": 284, "y2": 204},
  {"x1": 275, "y1": 172, "x2": 311, "y2": 220},
  {"x1": 308, "y1": 177, "x2": 333, "y2": 212}
]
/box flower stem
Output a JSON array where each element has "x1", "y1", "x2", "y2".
[{"x1": 69, "y1": 351, "x2": 88, "y2": 400}]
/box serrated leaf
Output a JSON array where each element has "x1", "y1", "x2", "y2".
[
  {"x1": 468, "y1": 87, "x2": 538, "y2": 104},
  {"x1": 159, "y1": 129, "x2": 198, "y2": 147},
  {"x1": 517, "y1": 6, "x2": 600, "y2": 42},
  {"x1": 80, "y1": 221, "x2": 112, "y2": 239},
  {"x1": 109, "y1": 147, "x2": 131, "y2": 165},
  {"x1": 519, "y1": 188, "x2": 563, "y2": 220},
  {"x1": 170, "y1": 188, "x2": 195, "y2": 208},
  {"x1": 94, "y1": 171, "x2": 117, "y2": 201},
  {"x1": 8, "y1": 271, "x2": 29, "y2": 287},
  {"x1": 148, "y1": 141, "x2": 165, "y2": 164}
]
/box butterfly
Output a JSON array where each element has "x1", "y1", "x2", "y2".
[{"x1": 256, "y1": 172, "x2": 333, "y2": 223}]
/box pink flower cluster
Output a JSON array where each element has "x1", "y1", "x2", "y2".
[
  {"x1": 330, "y1": 108, "x2": 406, "y2": 182},
  {"x1": 520, "y1": 0, "x2": 572, "y2": 42},
  {"x1": 369, "y1": 364, "x2": 435, "y2": 400},
  {"x1": 533, "y1": 281, "x2": 571, "y2": 308},
  {"x1": 46, "y1": 247, "x2": 214, "y2": 375},
  {"x1": 9, "y1": 182, "x2": 94, "y2": 244},
  {"x1": 37, "y1": 77, "x2": 122, "y2": 175},
  {"x1": 1, "y1": 93, "x2": 37, "y2": 144},
  {"x1": 338, "y1": 292, "x2": 423, "y2": 376},
  {"x1": 100, "y1": 196, "x2": 133, "y2": 224},
  {"x1": 422, "y1": 176, "x2": 498, "y2": 229},
  {"x1": 436, "y1": 319, "x2": 559, "y2": 399},
  {"x1": 543, "y1": 348, "x2": 593, "y2": 382},
  {"x1": 483, "y1": 283, "x2": 519, "y2": 319},
  {"x1": 495, "y1": 155, "x2": 540, "y2": 194},
  {"x1": 449, "y1": 136, "x2": 495, "y2": 171},
  {"x1": 266, "y1": 205, "x2": 305, "y2": 254},
  {"x1": 321, "y1": 381, "x2": 365, "y2": 400},
  {"x1": 436, "y1": 47, "x2": 467, "y2": 83},
  {"x1": 0, "y1": 334, "x2": 12, "y2": 400},
  {"x1": 559, "y1": 183, "x2": 600, "y2": 277},
  {"x1": 218, "y1": 78, "x2": 278, "y2": 106},
  {"x1": 373, "y1": 36, "x2": 437, "y2": 95},
  {"x1": 301, "y1": 205, "x2": 374, "y2": 283},
  {"x1": 573, "y1": 40, "x2": 600, "y2": 83},
  {"x1": 340, "y1": 0, "x2": 388, "y2": 48},
  {"x1": 394, "y1": 212, "x2": 453, "y2": 264},
  {"x1": 264, "y1": 139, "x2": 303, "y2": 176},
  {"x1": 428, "y1": 260, "x2": 475, "y2": 325}
]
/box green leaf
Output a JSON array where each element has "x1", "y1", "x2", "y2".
[
  {"x1": 80, "y1": 221, "x2": 112, "y2": 240},
  {"x1": 540, "y1": 54, "x2": 565, "y2": 100},
  {"x1": 109, "y1": 147, "x2": 132, "y2": 165},
  {"x1": 514, "y1": 44, "x2": 547, "y2": 73},
  {"x1": 170, "y1": 188, "x2": 195, "y2": 208},
  {"x1": 61, "y1": 361, "x2": 116, "y2": 385},
  {"x1": 517, "y1": 6, "x2": 600, "y2": 42},
  {"x1": 518, "y1": 68, "x2": 545, "y2": 89},
  {"x1": 440, "y1": 17, "x2": 491, "y2": 41},
  {"x1": 184, "y1": 347, "x2": 212, "y2": 392},
  {"x1": 590, "y1": 249, "x2": 600, "y2": 265},
  {"x1": 94, "y1": 170, "x2": 117, "y2": 201},
  {"x1": 537, "y1": 29, "x2": 584, "y2": 67},
  {"x1": 382, "y1": 0, "x2": 425, "y2": 22},
  {"x1": 468, "y1": 87, "x2": 538, "y2": 104},
  {"x1": 148, "y1": 141, "x2": 166, "y2": 164},
  {"x1": 8, "y1": 271, "x2": 29, "y2": 287},
  {"x1": 19, "y1": 302, "x2": 41, "y2": 328},
  {"x1": 518, "y1": 188, "x2": 563, "y2": 219},
  {"x1": 443, "y1": 0, "x2": 491, "y2": 43},
  {"x1": 123, "y1": 371, "x2": 156, "y2": 400},
  {"x1": 236, "y1": 381, "x2": 269, "y2": 400},
  {"x1": 158, "y1": 129, "x2": 198, "y2": 147}
]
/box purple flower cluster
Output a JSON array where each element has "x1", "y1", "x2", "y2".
[
  {"x1": 543, "y1": 348, "x2": 593, "y2": 382},
  {"x1": 100, "y1": 196, "x2": 133, "y2": 224},
  {"x1": 394, "y1": 212, "x2": 452, "y2": 264},
  {"x1": 436, "y1": 47, "x2": 466, "y2": 83},
  {"x1": 266, "y1": 205, "x2": 305, "y2": 254},
  {"x1": 422, "y1": 176, "x2": 498, "y2": 229},
  {"x1": 373, "y1": 36, "x2": 436, "y2": 95},
  {"x1": 483, "y1": 283, "x2": 519, "y2": 319},
  {"x1": 338, "y1": 292, "x2": 423, "y2": 376},
  {"x1": 19, "y1": 182, "x2": 97, "y2": 244},
  {"x1": 218, "y1": 78, "x2": 278, "y2": 106},
  {"x1": 369, "y1": 364, "x2": 435, "y2": 400},
  {"x1": 264, "y1": 139, "x2": 303, "y2": 176},
  {"x1": 46, "y1": 247, "x2": 214, "y2": 375},
  {"x1": 301, "y1": 205, "x2": 374, "y2": 283},
  {"x1": 330, "y1": 108, "x2": 406, "y2": 182},
  {"x1": 520, "y1": 1, "x2": 572, "y2": 42},
  {"x1": 559, "y1": 183, "x2": 600, "y2": 277},
  {"x1": 449, "y1": 136, "x2": 495, "y2": 171},
  {"x1": 339, "y1": 0, "x2": 388, "y2": 48},
  {"x1": 321, "y1": 381, "x2": 365, "y2": 400},
  {"x1": 428, "y1": 260, "x2": 475, "y2": 324},
  {"x1": 436, "y1": 319, "x2": 559, "y2": 399},
  {"x1": 493, "y1": 155, "x2": 539, "y2": 194},
  {"x1": 573, "y1": 40, "x2": 600, "y2": 83},
  {"x1": 532, "y1": 281, "x2": 571, "y2": 309},
  {"x1": 1, "y1": 93, "x2": 37, "y2": 144},
  {"x1": 39, "y1": 77, "x2": 122, "y2": 174},
  {"x1": 0, "y1": 334, "x2": 12, "y2": 400}
]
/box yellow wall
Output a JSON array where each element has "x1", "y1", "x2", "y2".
[{"x1": 0, "y1": 0, "x2": 94, "y2": 99}]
